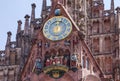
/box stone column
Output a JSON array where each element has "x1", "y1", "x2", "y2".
[
  {"x1": 31, "y1": 3, "x2": 36, "y2": 22},
  {"x1": 99, "y1": 35, "x2": 104, "y2": 53},
  {"x1": 116, "y1": 7, "x2": 120, "y2": 59},
  {"x1": 24, "y1": 14, "x2": 30, "y2": 35},
  {"x1": 17, "y1": 20, "x2": 22, "y2": 34},
  {"x1": 99, "y1": 19, "x2": 103, "y2": 33}
]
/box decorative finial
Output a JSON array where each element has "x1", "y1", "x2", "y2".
[
  {"x1": 24, "y1": 14, "x2": 30, "y2": 21},
  {"x1": 7, "y1": 31, "x2": 12, "y2": 37},
  {"x1": 17, "y1": 20, "x2": 22, "y2": 33}
]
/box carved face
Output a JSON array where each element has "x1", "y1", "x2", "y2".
[{"x1": 43, "y1": 16, "x2": 72, "y2": 41}]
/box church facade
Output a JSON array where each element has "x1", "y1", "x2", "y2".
[{"x1": 0, "y1": 0, "x2": 120, "y2": 81}]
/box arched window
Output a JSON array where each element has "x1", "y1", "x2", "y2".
[
  {"x1": 64, "y1": 49, "x2": 70, "y2": 67},
  {"x1": 105, "y1": 57, "x2": 112, "y2": 73},
  {"x1": 93, "y1": 9, "x2": 99, "y2": 18},
  {"x1": 92, "y1": 21, "x2": 99, "y2": 34},
  {"x1": 58, "y1": 48, "x2": 64, "y2": 56},
  {"x1": 104, "y1": 37, "x2": 111, "y2": 52},
  {"x1": 93, "y1": 38, "x2": 99, "y2": 53},
  {"x1": 10, "y1": 53, "x2": 16, "y2": 65},
  {"x1": 104, "y1": 19, "x2": 110, "y2": 33}
]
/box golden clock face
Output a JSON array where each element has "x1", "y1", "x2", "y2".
[{"x1": 43, "y1": 16, "x2": 72, "y2": 41}]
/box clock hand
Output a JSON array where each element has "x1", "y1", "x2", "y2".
[{"x1": 54, "y1": 21, "x2": 61, "y2": 33}]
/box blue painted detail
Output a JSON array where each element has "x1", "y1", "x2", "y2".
[
  {"x1": 43, "y1": 16, "x2": 72, "y2": 41},
  {"x1": 36, "y1": 61, "x2": 42, "y2": 69},
  {"x1": 55, "y1": 9, "x2": 61, "y2": 16}
]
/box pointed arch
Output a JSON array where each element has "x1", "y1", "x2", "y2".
[
  {"x1": 105, "y1": 57, "x2": 112, "y2": 73},
  {"x1": 10, "y1": 52, "x2": 16, "y2": 65},
  {"x1": 104, "y1": 36, "x2": 111, "y2": 52},
  {"x1": 93, "y1": 9, "x2": 100, "y2": 18},
  {"x1": 49, "y1": 49, "x2": 57, "y2": 56},
  {"x1": 92, "y1": 20, "x2": 99, "y2": 34},
  {"x1": 104, "y1": 19, "x2": 110, "y2": 33},
  {"x1": 92, "y1": 37, "x2": 99, "y2": 53},
  {"x1": 58, "y1": 48, "x2": 64, "y2": 56},
  {"x1": 63, "y1": 49, "x2": 70, "y2": 67}
]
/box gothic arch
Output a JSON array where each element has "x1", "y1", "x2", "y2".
[
  {"x1": 84, "y1": 75, "x2": 101, "y2": 81},
  {"x1": 63, "y1": 49, "x2": 70, "y2": 67},
  {"x1": 105, "y1": 57, "x2": 112, "y2": 73},
  {"x1": 104, "y1": 36, "x2": 111, "y2": 52},
  {"x1": 64, "y1": 49, "x2": 70, "y2": 55},
  {"x1": 92, "y1": 21, "x2": 99, "y2": 34},
  {"x1": 49, "y1": 49, "x2": 57, "y2": 56},
  {"x1": 10, "y1": 52, "x2": 16, "y2": 65},
  {"x1": 58, "y1": 48, "x2": 64, "y2": 56},
  {"x1": 92, "y1": 38, "x2": 99, "y2": 53},
  {"x1": 93, "y1": 9, "x2": 100, "y2": 18},
  {"x1": 45, "y1": 51, "x2": 50, "y2": 58},
  {"x1": 104, "y1": 19, "x2": 110, "y2": 32}
]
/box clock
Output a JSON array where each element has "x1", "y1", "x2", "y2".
[{"x1": 43, "y1": 16, "x2": 72, "y2": 41}]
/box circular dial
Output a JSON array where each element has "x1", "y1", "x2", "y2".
[{"x1": 43, "y1": 16, "x2": 72, "y2": 41}]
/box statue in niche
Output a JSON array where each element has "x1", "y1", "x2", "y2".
[
  {"x1": 35, "y1": 58, "x2": 42, "y2": 74},
  {"x1": 54, "y1": 56, "x2": 60, "y2": 64},
  {"x1": 63, "y1": 57, "x2": 68, "y2": 66},
  {"x1": 93, "y1": 38, "x2": 99, "y2": 53},
  {"x1": 50, "y1": 56, "x2": 53, "y2": 65},
  {"x1": 51, "y1": 52, "x2": 63, "y2": 65},
  {"x1": 36, "y1": 59, "x2": 42, "y2": 69},
  {"x1": 59, "y1": 56, "x2": 64, "y2": 64},
  {"x1": 44, "y1": 50, "x2": 71, "y2": 67},
  {"x1": 71, "y1": 54, "x2": 77, "y2": 66},
  {"x1": 63, "y1": 53, "x2": 70, "y2": 67},
  {"x1": 70, "y1": 54, "x2": 78, "y2": 72},
  {"x1": 45, "y1": 58, "x2": 51, "y2": 66}
]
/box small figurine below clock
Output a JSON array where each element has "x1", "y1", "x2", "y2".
[{"x1": 43, "y1": 16, "x2": 72, "y2": 41}]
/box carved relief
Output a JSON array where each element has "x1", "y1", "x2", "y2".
[{"x1": 44, "y1": 49, "x2": 70, "y2": 67}]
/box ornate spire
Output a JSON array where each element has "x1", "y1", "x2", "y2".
[
  {"x1": 6, "y1": 31, "x2": 12, "y2": 46},
  {"x1": 111, "y1": 0, "x2": 114, "y2": 12},
  {"x1": 31, "y1": 3, "x2": 36, "y2": 22},
  {"x1": 42, "y1": 0, "x2": 46, "y2": 11},
  {"x1": 41, "y1": 0, "x2": 47, "y2": 18},
  {"x1": 116, "y1": 7, "x2": 120, "y2": 13},
  {"x1": 24, "y1": 14, "x2": 30, "y2": 35},
  {"x1": 17, "y1": 20, "x2": 22, "y2": 33}
]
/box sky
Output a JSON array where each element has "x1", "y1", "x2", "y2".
[{"x1": 0, "y1": 0, "x2": 120, "y2": 50}]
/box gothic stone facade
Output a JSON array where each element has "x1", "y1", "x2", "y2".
[{"x1": 0, "y1": 0, "x2": 120, "y2": 81}]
